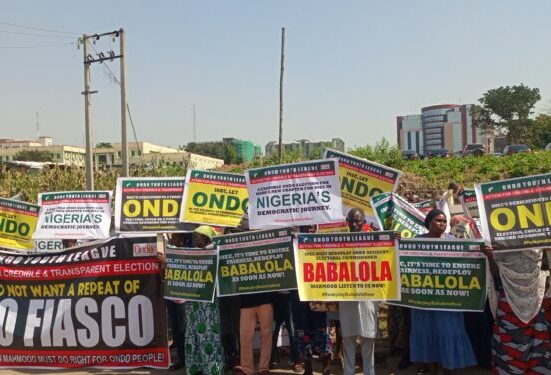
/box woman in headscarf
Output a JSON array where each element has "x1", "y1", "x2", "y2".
[
  {"x1": 409, "y1": 209, "x2": 477, "y2": 374},
  {"x1": 488, "y1": 246, "x2": 551, "y2": 374},
  {"x1": 184, "y1": 225, "x2": 224, "y2": 375}
]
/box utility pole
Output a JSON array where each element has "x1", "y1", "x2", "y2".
[
  {"x1": 278, "y1": 27, "x2": 285, "y2": 164},
  {"x1": 193, "y1": 104, "x2": 197, "y2": 142},
  {"x1": 119, "y1": 28, "x2": 129, "y2": 177},
  {"x1": 81, "y1": 30, "x2": 126, "y2": 186},
  {"x1": 82, "y1": 35, "x2": 96, "y2": 190}
]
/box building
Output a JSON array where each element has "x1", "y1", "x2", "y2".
[
  {"x1": 93, "y1": 142, "x2": 223, "y2": 170},
  {"x1": 0, "y1": 137, "x2": 85, "y2": 166},
  {"x1": 397, "y1": 104, "x2": 493, "y2": 154},
  {"x1": 0, "y1": 137, "x2": 223, "y2": 170},
  {"x1": 265, "y1": 138, "x2": 345, "y2": 158},
  {"x1": 222, "y1": 138, "x2": 263, "y2": 162},
  {"x1": 185, "y1": 138, "x2": 262, "y2": 163}
]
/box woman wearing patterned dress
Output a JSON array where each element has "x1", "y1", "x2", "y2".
[
  {"x1": 184, "y1": 226, "x2": 224, "y2": 375},
  {"x1": 488, "y1": 248, "x2": 551, "y2": 374}
]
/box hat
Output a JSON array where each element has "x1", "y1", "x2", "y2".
[{"x1": 193, "y1": 225, "x2": 217, "y2": 239}]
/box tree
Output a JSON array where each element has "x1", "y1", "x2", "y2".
[
  {"x1": 528, "y1": 114, "x2": 551, "y2": 149},
  {"x1": 348, "y1": 138, "x2": 404, "y2": 169},
  {"x1": 14, "y1": 149, "x2": 54, "y2": 162},
  {"x1": 96, "y1": 142, "x2": 113, "y2": 148},
  {"x1": 185, "y1": 142, "x2": 239, "y2": 164},
  {"x1": 473, "y1": 84, "x2": 541, "y2": 143}
]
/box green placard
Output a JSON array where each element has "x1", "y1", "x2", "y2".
[
  {"x1": 164, "y1": 248, "x2": 218, "y2": 302},
  {"x1": 476, "y1": 173, "x2": 551, "y2": 250},
  {"x1": 214, "y1": 228, "x2": 296, "y2": 296},
  {"x1": 395, "y1": 238, "x2": 487, "y2": 311}
]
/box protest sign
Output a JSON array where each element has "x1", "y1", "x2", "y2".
[
  {"x1": 245, "y1": 159, "x2": 344, "y2": 229},
  {"x1": 460, "y1": 189, "x2": 479, "y2": 219},
  {"x1": 0, "y1": 236, "x2": 169, "y2": 369},
  {"x1": 180, "y1": 170, "x2": 248, "y2": 227},
  {"x1": 34, "y1": 239, "x2": 64, "y2": 252},
  {"x1": 371, "y1": 193, "x2": 427, "y2": 238},
  {"x1": 318, "y1": 222, "x2": 349, "y2": 233},
  {"x1": 0, "y1": 198, "x2": 40, "y2": 250},
  {"x1": 295, "y1": 231, "x2": 400, "y2": 301},
  {"x1": 476, "y1": 173, "x2": 551, "y2": 250},
  {"x1": 324, "y1": 149, "x2": 401, "y2": 217},
  {"x1": 33, "y1": 191, "x2": 112, "y2": 240},
  {"x1": 115, "y1": 177, "x2": 191, "y2": 233},
  {"x1": 414, "y1": 200, "x2": 434, "y2": 214},
  {"x1": 395, "y1": 238, "x2": 487, "y2": 311},
  {"x1": 214, "y1": 228, "x2": 296, "y2": 296},
  {"x1": 164, "y1": 247, "x2": 217, "y2": 302}
]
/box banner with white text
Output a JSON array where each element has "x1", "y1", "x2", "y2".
[
  {"x1": 475, "y1": 173, "x2": 551, "y2": 251},
  {"x1": 295, "y1": 231, "x2": 400, "y2": 301},
  {"x1": 33, "y1": 191, "x2": 112, "y2": 240},
  {"x1": 245, "y1": 159, "x2": 344, "y2": 229},
  {"x1": 324, "y1": 149, "x2": 401, "y2": 217},
  {"x1": 395, "y1": 238, "x2": 487, "y2": 311},
  {"x1": 0, "y1": 198, "x2": 40, "y2": 250},
  {"x1": 115, "y1": 177, "x2": 191, "y2": 233},
  {"x1": 214, "y1": 228, "x2": 296, "y2": 296},
  {"x1": 0, "y1": 236, "x2": 169, "y2": 369},
  {"x1": 180, "y1": 170, "x2": 248, "y2": 227}
]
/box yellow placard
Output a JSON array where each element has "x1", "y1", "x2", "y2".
[
  {"x1": 325, "y1": 149, "x2": 401, "y2": 217},
  {"x1": 296, "y1": 232, "x2": 400, "y2": 301},
  {"x1": 181, "y1": 170, "x2": 249, "y2": 227},
  {"x1": 338, "y1": 164, "x2": 397, "y2": 217},
  {"x1": 0, "y1": 199, "x2": 40, "y2": 250}
]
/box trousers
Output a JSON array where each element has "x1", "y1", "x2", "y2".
[
  {"x1": 239, "y1": 304, "x2": 273, "y2": 375},
  {"x1": 342, "y1": 336, "x2": 375, "y2": 375}
]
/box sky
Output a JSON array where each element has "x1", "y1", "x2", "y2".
[{"x1": 1, "y1": 1, "x2": 551, "y2": 151}]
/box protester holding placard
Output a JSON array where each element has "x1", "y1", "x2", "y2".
[
  {"x1": 166, "y1": 232, "x2": 188, "y2": 371},
  {"x1": 339, "y1": 208, "x2": 378, "y2": 375},
  {"x1": 487, "y1": 248, "x2": 551, "y2": 374},
  {"x1": 409, "y1": 209, "x2": 477, "y2": 374},
  {"x1": 184, "y1": 226, "x2": 224, "y2": 375},
  {"x1": 232, "y1": 214, "x2": 275, "y2": 375}
]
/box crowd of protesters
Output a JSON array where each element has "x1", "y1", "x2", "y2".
[{"x1": 158, "y1": 184, "x2": 551, "y2": 375}]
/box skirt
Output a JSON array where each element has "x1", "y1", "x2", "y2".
[
  {"x1": 410, "y1": 309, "x2": 477, "y2": 369},
  {"x1": 491, "y1": 292, "x2": 551, "y2": 374}
]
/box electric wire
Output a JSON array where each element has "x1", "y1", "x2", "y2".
[
  {"x1": 0, "y1": 20, "x2": 80, "y2": 35},
  {"x1": 88, "y1": 42, "x2": 141, "y2": 159},
  {"x1": 0, "y1": 29, "x2": 76, "y2": 38}
]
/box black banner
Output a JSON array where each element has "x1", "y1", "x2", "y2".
[{"x1": 0, "y1": 236, "x2": 168, "y2": 368}]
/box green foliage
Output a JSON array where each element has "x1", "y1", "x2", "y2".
[
  {"x1": 474, "y1": 84, "x2": 541, "y2": 143},
  {"x1": 5, "y1": 146, "x2": 551, "y2": 204},
  {"x1": 13, "y1": 149, "x2": 54, "y2": 162},
  {"x1": 348, "y1": 138, "x2": 405, "y2": 169},
  {"x1": 185, "y1": 142, "x2": 239, "y2": 164},
  {"x1": 529, "y1": 114, "x2": 551, "y2": 149},
  {"x1": 96, "y1": 142, "x2": 113, "y2": 148}
]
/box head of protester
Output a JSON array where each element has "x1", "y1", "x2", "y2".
[
  {"x1": 61, "y1": 239, "x2": 78, "y2": 249},
  {"x1": 346, "y1": 207, "x2": 366, "y2": 233},
  {"x1": 168, "y1": 232, "x2": 187, "y2": 247},
  {"x1": 192, "y1": 225, "x2": 217, "y2": 249},
  {"x1": 423, "y1": 208, "x2": 447, "y2": 238}
]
